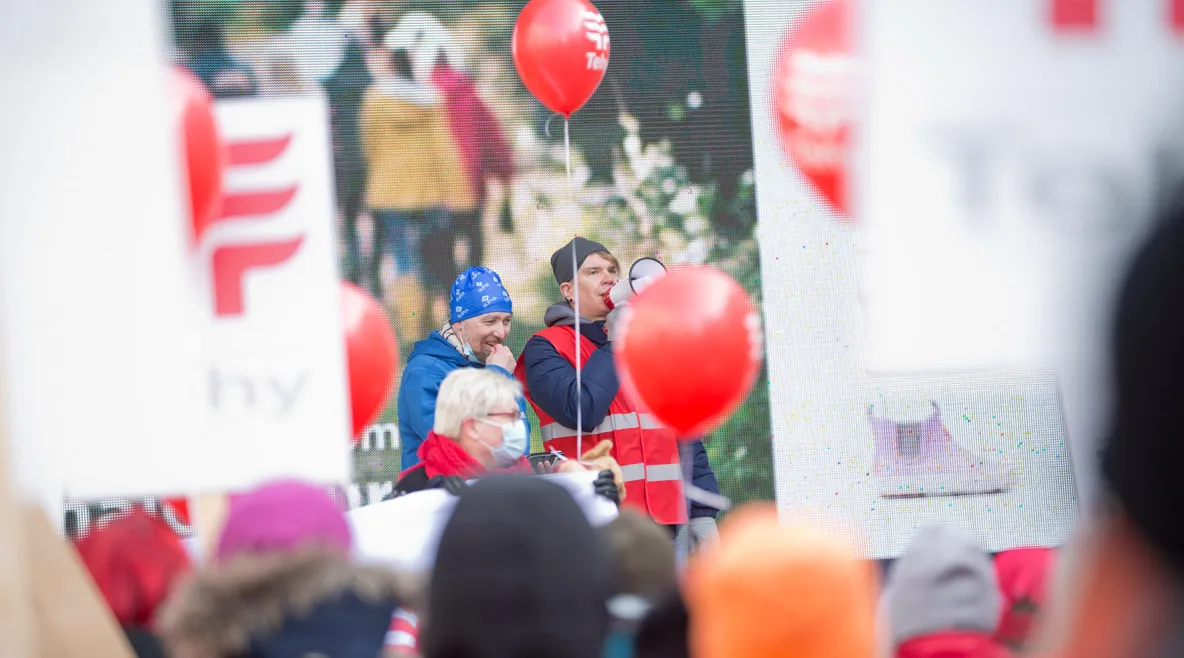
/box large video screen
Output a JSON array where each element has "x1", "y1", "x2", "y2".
[{"x1": 156, "y1": 0, "x2": 768, "y2": 510}]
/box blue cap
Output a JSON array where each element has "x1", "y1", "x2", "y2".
[{"x1": 450, "y1": 267, "x2": 513, "y2": 323}]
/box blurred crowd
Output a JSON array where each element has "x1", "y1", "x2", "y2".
[
  {"x1": 69, "y1": 180, "x2": 1184, "y2": 657},
  {"x1": 174, "y1": 0, "x2": 516, "y2": 338},
  {"x1": 77, "y1": 478, "x2": 1056, "y2": 658}
]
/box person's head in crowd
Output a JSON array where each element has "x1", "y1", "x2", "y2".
[
  {"x1": 600, "y1": 510, "x2": 679, "y2": 658},
  {"x1": 421, "y1": 476, "x2": 613, "y2": 658},
  {"x1": 632, "y1": 586, "x2": 690, "y2": 658},
  {"x1": 214, "y1": 479, "x2": 353, "y2": 562},
  {"x1": 994, "y1": 547, "x2": 1056, "y2": 652},
  {"x1": 389, "y1": 11, "x2": 459, "y2": 82},
  {"x1": 1049, "y1": 188, "x2": 1184, "y2": 657},
  {"x1": 448, "y1": 266, "x2": 513, "y2": 364},
  {"x1": 389, "y1": 47, "x2": 415, "y2": 81},
  {"x1": 75, "y1": 506, "x2": 192, "y2": 631},
  {"x1": 884, "y1": 525, "x2": 1008, "y2": 658},
  {"x1": 685, "y1": 505, "x2": 878, "y2": 658},
  {"x1": 551, "y1": 237, "x2": 620, "y2": 323},
  {"x1": 159, "y1": 479, "x2": 410, "y2": 658},
  {"x1": 434, "y1": 368, "x2": 527, "y2": 470},
  {"x1": 600, "y1": 508, "x2": 678, "y2": 600}
]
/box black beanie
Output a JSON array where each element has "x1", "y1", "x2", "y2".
[
  {"x1": 1102, "y1": 187, "x2": 1184, "y2": 570},
  {"x1": 421, "y1": 476, "x2": 613, "y2": 658},
  {"x1": 551, "y1": 237, "x2": 610, "y2": 285}
]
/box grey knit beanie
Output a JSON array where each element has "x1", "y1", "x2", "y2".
[{"x1": 885, "y1": 525, "x2": 1001, "y2": 647}]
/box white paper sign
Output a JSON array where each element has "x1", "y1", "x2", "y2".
[
  {"x1": 859, "y1": 0, "x2": 1184, "y2": 498},
  {"x1": 0, "y1": 1, "x2": 203, "y2": 508},
  {"x1": 192, "y1": 98, "x2": 353, "y2": 493},
  {"x1": 349, "y1": 471, "x2": 619, "y2": 574}
]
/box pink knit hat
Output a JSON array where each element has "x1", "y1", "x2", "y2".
[{"x1": 215, "y1": 479, "x2": 352, "y2": 562}]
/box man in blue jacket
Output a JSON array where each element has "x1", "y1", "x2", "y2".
[
  {"x1": 397, "y1": 266, "x2": 530, "y2": 468},
  {"x1": 518, "y1": 237, "x2": 721, "y2": 546}
]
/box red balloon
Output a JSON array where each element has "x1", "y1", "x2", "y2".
[
  {"x1": 512, "y1": 0, "x2": 610, "y2": 117},
  {"x1": 615, "y1": 268, "x2": 763, "y2": 437},
  {"x1": 341, "y1": 282, "x2": 399, "y2": 441},
  {"x1": 172, "y1": 67, "x2": 226, "y2": 242},
  {"x1": 773, "y1": 0, "x2": 853, "y2": 218}
]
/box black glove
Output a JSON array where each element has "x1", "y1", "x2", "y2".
[
  {"x1": 427, "y1": 475, "x2": 469, "y2": 497},
  {"x1": 593, "y1": 469, "x2": 620, "y2": 507}
]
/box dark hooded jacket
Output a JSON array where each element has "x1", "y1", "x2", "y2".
[
  {"x1": 157, "y1": 548, "x2": 414, "y2": 658},
  {"x1": 521, "y1": 302, "x2": 721, "y2": 519},
  {"x1": 420, "y1": 476, "x2": 612, "y2": 658}
]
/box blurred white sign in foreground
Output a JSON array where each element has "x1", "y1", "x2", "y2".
[
  {"x1": 0, "y1": 1, "x2": 202, "y2": 513},
  {"x1": 859, "y1": 0, "x2": 1184, "y2": 498}
]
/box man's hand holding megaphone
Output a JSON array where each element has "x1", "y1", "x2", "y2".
[{"x1": 603, "y1": 257, "x2": 667, "y2": 338}]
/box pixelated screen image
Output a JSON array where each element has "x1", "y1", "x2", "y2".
[{"x1": 64, "y1": 0, "x2": 774, "y2": 537}]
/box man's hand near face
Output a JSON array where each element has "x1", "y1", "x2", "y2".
[{"x1": 486, "y1": 344, "x2": 517, "y2": 371}]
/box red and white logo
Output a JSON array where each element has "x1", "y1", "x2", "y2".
[
  {"x1": 209, "y1": 134, "x2": 304, "y2": 317},
  {"x1": 194, "y1": 98, "x2": 352, "y2": 493},
  {"x1": 583, "y1": 10, "x2": 610, "y2": 71},
  {"x1": 1048, "y1": 0, "x2": 1184, "y2": 33}
]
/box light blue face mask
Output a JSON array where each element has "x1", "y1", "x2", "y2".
[
  {"x1": 477, "y1": 417, "x2": 528, "y2": 468},
  {"x1": 455, "y1": 323, "x2": 482, "y2": 364}
]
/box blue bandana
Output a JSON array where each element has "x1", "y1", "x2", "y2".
[{"x1": 450, "y1": 266, "x2": 513, "y2": 323}]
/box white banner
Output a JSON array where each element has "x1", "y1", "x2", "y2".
[
  {"x1": 747, "y1": 0, "x2": 1083, "y2": 557},
  {"x1": 192, "y1": 98, "x2": 353, "y2": 494},
  {"x1": 0, "y1": 1, "x2": 202, "y2": 509},
  {"x1": 859, "y1": 0, "x2": 1184, "y2": 500}
]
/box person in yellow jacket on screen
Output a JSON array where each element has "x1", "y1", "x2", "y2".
[{"x1": 359, "y1": 32, "x2": 474, "y2": 337}]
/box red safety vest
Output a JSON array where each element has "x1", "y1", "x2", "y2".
[{"x1": 515, "y1": 326, "x2": 687, "y2": 526}]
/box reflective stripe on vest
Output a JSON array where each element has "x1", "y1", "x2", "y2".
[
  {"x1": 540, "y1": 412, "x2": 665, "y2": 442},
  {"x1": 620, "y1": 463, "x2": 682, "y2": 483}
]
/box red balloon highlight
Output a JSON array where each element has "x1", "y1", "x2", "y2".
[
  {"x1": 615, "y1": 268, "x2": 763, "y2": 437},
  {"x1": 773, "y1": 0, "x2": 853, "y2": 218},
  {"x1": 512, "y1": 0, "x2": 610, "y2": 117},
  {"x1": 172, "y1": 67, "x2": 226, "y2": 242},
  {"x1": 341, "y1": 283, "x2": 399, "y2": 441}
]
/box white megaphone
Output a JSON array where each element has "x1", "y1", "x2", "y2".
[{"x1": 604, "y1": 257, "x2": 667, "y2": 310}]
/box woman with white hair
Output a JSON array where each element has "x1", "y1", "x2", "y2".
[{"x1": 392, "y1": 368, "x2": 622, "y2": 503}]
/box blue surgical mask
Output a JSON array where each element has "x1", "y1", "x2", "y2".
[
  {"x1": 477, "y1": 417, "x2": 528, "y2": 468},
  {"x1": 455, "y1": 324, "x2": 481, "y2": 363}
]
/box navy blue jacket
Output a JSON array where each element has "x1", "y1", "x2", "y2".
[
  {"x1": 521, "y1": 303, "x2": 720, "y2": 519},
  {"x1": 397, "y1": 331, "x2": 531, "y2": 468}
]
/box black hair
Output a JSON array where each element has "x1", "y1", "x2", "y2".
[{"x1": 391, "y1": 49, "x2": 414, "y2": 80}]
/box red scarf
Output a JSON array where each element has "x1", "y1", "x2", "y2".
[
  {"x1": 897, "y1": 632, "x2": 1013, "y2": 658},
  {"x1": 418, "y1": 431, "x2": 530, "y2": 480}
]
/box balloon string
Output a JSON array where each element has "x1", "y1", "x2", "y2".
[{"x1": 567, "y1": 117, "x2": 583, "y2": 461}]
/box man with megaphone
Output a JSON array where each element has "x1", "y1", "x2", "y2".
[{"x1": 515, "y1": 237, "x2": 721, "y2": 544}]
